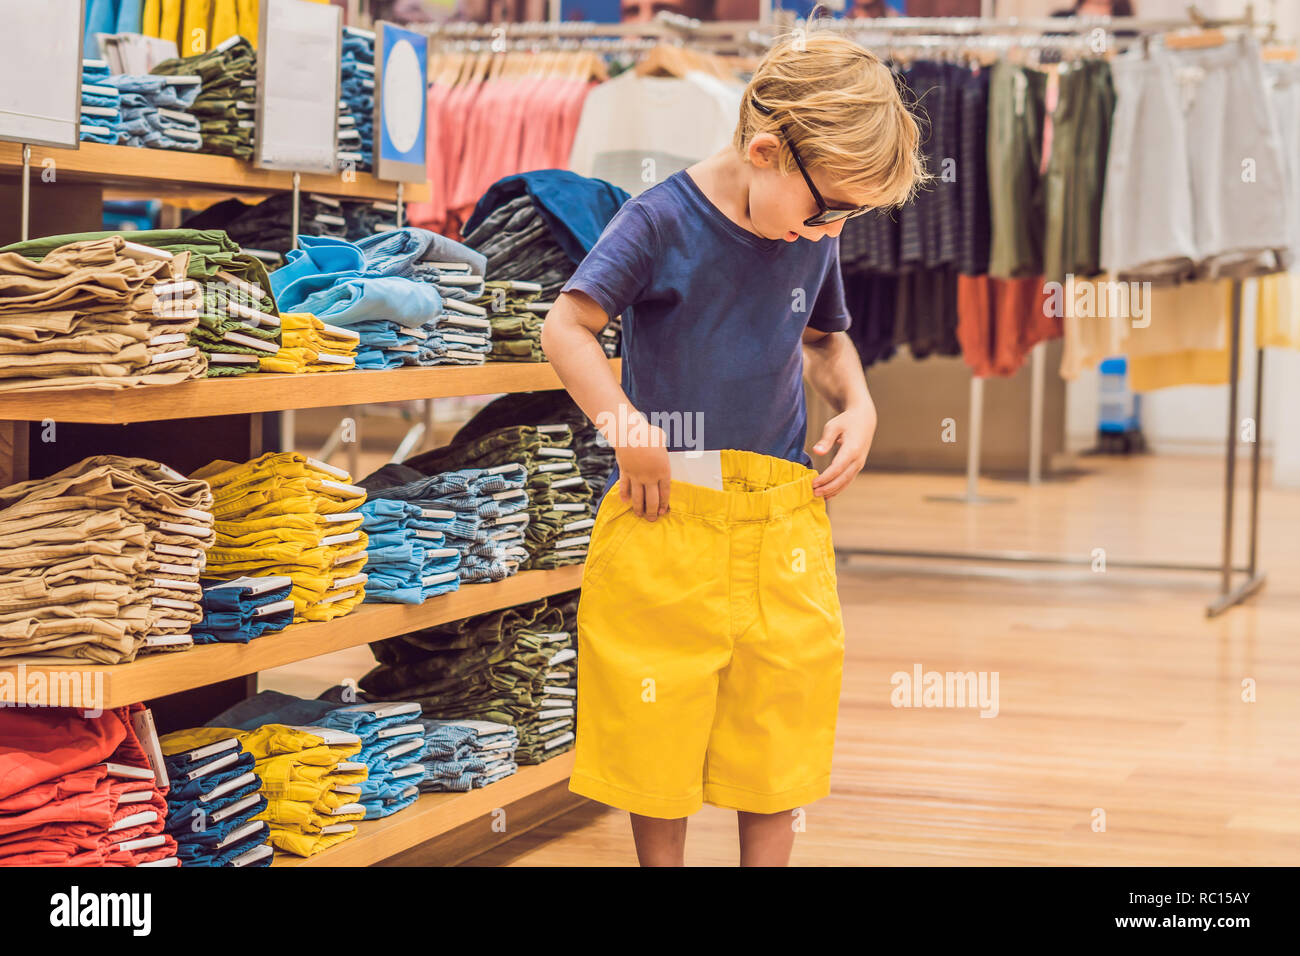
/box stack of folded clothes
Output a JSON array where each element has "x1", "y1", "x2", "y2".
[
  {"x1": 165, "y1": 722, "x2": 367, "y2": 859},
  {"x1": 314, "y1": 704, "x2": 427, "y2": 819},
  {"x1": 0, "y1": 236, "x2": 207, "y2": 391},
  {"x1": 476, "y1": 279, "x2": 546, "y2": 363},
  {"x1": 357, "y1": 498, "x2": 461, "y2": 604},
  {"x1": 194, "y1": 453, "x2": 368, "y2": 623},
  {"x1": 185, "y1": 194, "x2": 350, "y2": 257},
  {"x1": 0, "y1": 704, "x2": 177, "y2": 866},
  {"x1": 337, "y1": 99, "x2": 364, "y2": 170},
  {"x1": 207, "y1": 692, "x2": 429, "y2": 822},
  {"x1": 462, "y1": 171, "x2": 629, "y2": 356},
  {"x1": 340, "y1": 28, "x2": 375, "y2": 170},
  {"x1": 258, "y1": 313, "x2": 358, "y2": 374},
  {"x1": 360, "y1": 463, "x2": 529, "y2": 584},
  {"x1": 362, "y1": 591, "x2": 580, "y2": 763},
  {"x1": 462, "y1": 195, "x2": 572, "y2": 298},
  {"x1": 80, "y1": 59, "x2": 123, "y2": 144},
  {"x1": 0, "y1": 455, "x2": 215, "y2": 663},
  {"x1": 268, "y1": 235, "x2": 442, "y2": 369},
  {"x1": 159, "y1": 734, "x2": 272, "y2": 867},
  {"x1": 193, "y1": 575, "x2": 294, "y2": 644},
  {"x1": 105, "y1": 74, "x2": 203, "y2": 151},
  {"x1": 152, "y1": 35, "x2": 257, "y2": 160},
  {"x1": 405, "y1": 424, "x2": 593, "y2": 571},
  {"x1": 2, "y1": 229, "x2": 281, "y2": 378},
  {"x1": 352, "y1": 228, "x2": 493, "y2": 366},
  {"x1": 342, "y1": 200, "x2": 399, "y2": 240},
  {"x1": 417, "y1": 718, "x2": 520, "y2": 792},
  {"x1": 441, "y1": 383, "x2": 617, "y2": 505}
]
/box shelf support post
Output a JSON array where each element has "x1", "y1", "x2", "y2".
[
  {"x1": 20, "y1": 144, "x2": 31, "y2": 241},
  {"x1": 291, "y1": 171, "x2": 301, "y2": 250}
]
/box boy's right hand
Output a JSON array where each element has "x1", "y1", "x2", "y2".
[{"x1": 616, "y1": 424, "x2": 672, "y2": 521}]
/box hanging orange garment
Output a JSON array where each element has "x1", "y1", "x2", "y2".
[{"x1": 957, "y1": 275, "x2": 1053, "y2": 378}]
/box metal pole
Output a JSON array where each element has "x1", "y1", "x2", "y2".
[
  {"x1": 1219, "y1": 279, "x2": 1243, "y2": 597},
  {"x1": 1248, "y1": 345, "x2": 1264, "y2": 577},
  {"x1": 20, "y1": 145, "x2": 31, "y2": 241},
  {"x1": 967, "y1": 375, "x2": 983, "y2": 499},
  {"x1": 291, "y1": 171, "x2": 302, "y2": 250},
  {"x1": 925, "y1": 374, "x2": 1014, "y2": 505},
  {"x1": 280, "y1": 409, "x2": 295, "y2": 454},
  {"x1": 1028, "y1": 342, "x2": 1045, "y2": 485},
  {"x1": 396, "y1": 182, "x2": 404, "y2": 227},
  {"x1": 347, "y1": 405, "x2": 360, "y2": 479}
]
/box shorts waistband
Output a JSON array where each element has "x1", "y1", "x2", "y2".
[{"x1": 604, "y1": 449, "x2": 818, "y2": 523}]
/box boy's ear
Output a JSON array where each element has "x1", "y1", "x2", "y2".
[{"x1": 747, "y1": 131, "x2": 782, "y2": 169}]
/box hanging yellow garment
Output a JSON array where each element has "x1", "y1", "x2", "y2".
[
  {"x1": 236, "y1": 0, "x2": 259, "y2": 48},
  {"x1": 1127, "y1": 281, "x2": 1234, "y2": 392},
  {"x1": 159, "y1": 0, "x2": 182, "y2": 48},
  {"x1": 211, "y1": 0, "x2": 238, "y2": 47},
  {"x1": 1257, "y1": 272, "x2": 1300, "y2": 350},
  {"x1": 182, "y1": 0, "x2": 213, "y2": 56},
  {"x1": 142, "y1": 0, "x2": 162, "y2": 37},
  {"x1": 1128, "y1": 350, "x2": 1231, "y2": 392}
]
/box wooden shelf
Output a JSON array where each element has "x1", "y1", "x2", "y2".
[
  {"x1": 273, "y1": 752, "x2": 576, "y2": 867},
  {"x1": 0, "y1": 142, "x2": 430, "y2": 203},
  {"x1": 0, "y1": 361, "x2": 618, "y2": 424},
  {"x1": 0, "y1": 566, "x2": 583, "y2": 709}
]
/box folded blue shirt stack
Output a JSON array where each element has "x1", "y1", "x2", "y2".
[
  {"x1": 268, "y1": 234, "x2": 444, "y2": 369},
  {"x1": 312, "y1": 702, "x2": 428, "y2": 819},
  {"x1": 106, "y1": 74, "x2": 202, "y2": 151},
  {"x1": 358, "y1": 499, "x2": 462, "y2": 604},
  {"x1": 417, "y1": 718, "x2": 519, "y2": 792},
  {"x1": 162, "y1": 737, "x2": 273, "y2": 867},
  {"x1": 193, "y1": 575, "x2": 295, "y2": 644},
  {"x1": 353, "y1": 229, "x2": 491, "y2": 366},
  {"x1": 359, "y1": 462, "x2": 530, "y2": 584},
  {"x1": 80, "y1": 59, "x2": 123, "y2": 144}
]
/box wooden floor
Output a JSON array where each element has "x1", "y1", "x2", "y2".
[{"x1": 449, "y1": 454, "x2": 1300, "y2": 866}]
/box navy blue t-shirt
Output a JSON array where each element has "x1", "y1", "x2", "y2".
[{"x1": 560, "y1": 169, "x2": 852, "y2": 500}]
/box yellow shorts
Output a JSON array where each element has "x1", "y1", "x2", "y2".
[{"x1": 570, "y1": 449, "x2": 845, "y2": 819}]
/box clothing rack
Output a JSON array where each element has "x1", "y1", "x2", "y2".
[{"x1": 809, "y1": 11, "x2": 1273, "y2": 616}]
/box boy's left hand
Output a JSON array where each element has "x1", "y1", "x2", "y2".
[{"x1": 810, "y1": 402, "x2": 877, "y2": 499}]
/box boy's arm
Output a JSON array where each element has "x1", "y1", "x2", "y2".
[
  {"x1": 801, "y1": 326, "x2": 877, "y2": 499},
  {"x1": 540, "y1": 289, "x2": 672, "y2": 521}
]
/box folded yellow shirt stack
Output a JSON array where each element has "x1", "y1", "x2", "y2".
[
  {"x1": 191, "y1": 453, "x2": 368, "y2": 622},
  {"x1": 258, "y1": 313, "x2": 359, "y2": 374},
  {"x1": 162, "y1": 723, "x2": 369, "y2": 859}
]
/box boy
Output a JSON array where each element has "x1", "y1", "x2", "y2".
[{"x1": 540, "y1": 30, "x2": 924, "y2": 866}]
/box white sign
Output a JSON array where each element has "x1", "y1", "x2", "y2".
[
  {"x1": 255, "y1": 0, "x2": 341, "y2": 172},
  {"x1": 0, "y1": 0, "x2": 84, "y2": 147}
]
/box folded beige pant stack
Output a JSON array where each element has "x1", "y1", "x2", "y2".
[
  {"x1": 0, "y1": 456, "x2": 216, "y2": 663},
  {"x1": 0, "y1": 236, "x2": 208, "y2": 392}
]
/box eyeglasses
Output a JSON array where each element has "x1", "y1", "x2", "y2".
[{"x1": 751, "y1": 99, "x2": 874, "y2": 227}]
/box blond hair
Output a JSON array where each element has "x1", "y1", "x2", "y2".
[{"x1": 733, "y1": 30, "x2": 927, "y2": 209}]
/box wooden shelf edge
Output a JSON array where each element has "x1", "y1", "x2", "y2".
[
  {"x1": 0, "y1": 361, "x2": 619, "y2": 423},
  {"x1": 0, "y1": 566, "x2": 584, "y2": 709},
  {"x1": 0, "y1": 142, "x2": 430, "y2": 203},
  {"x1": 273, "y1": 752, "x2": 576, "y2": 867}
]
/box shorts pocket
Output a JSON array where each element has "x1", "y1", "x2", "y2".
[
  {"x1": 804, "y1": 501, "x2": 843, "y2": 620},
  {"x1": 581, "y1": 502, "x2": 641, "y2": 591}
]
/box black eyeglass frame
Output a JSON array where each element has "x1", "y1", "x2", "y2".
[{"x1": 751, "y1": 99, "x2": 874, "y2": 227}]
